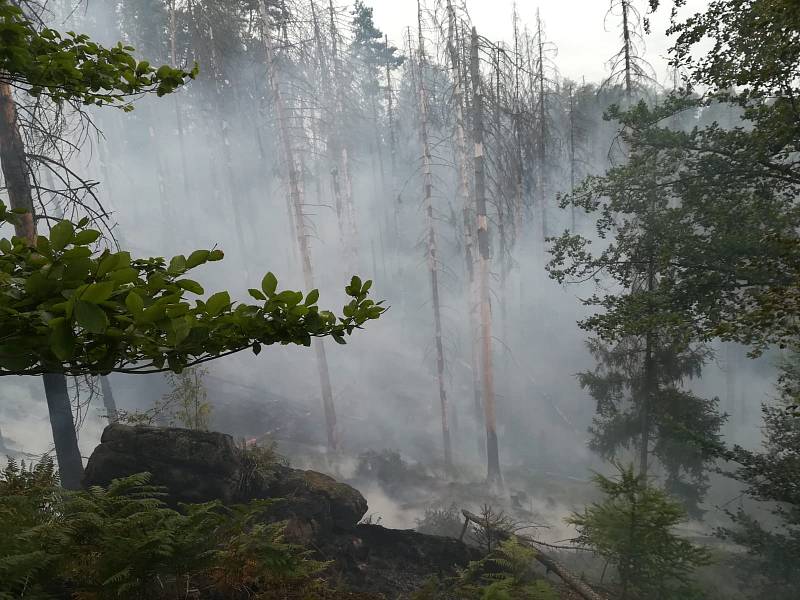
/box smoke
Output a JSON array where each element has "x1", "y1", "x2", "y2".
[{"x1": 0, "y1": 1, "x2": 778, "y2": 538}]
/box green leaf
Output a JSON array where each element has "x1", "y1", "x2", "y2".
[
  {"x1": 208, "y1": 249, "x2": 224, "y2": 261},
  {"x1": 74, "y1": 300, "x2": 109, "y2": 333},
  {"x1": 73, "y1": 229, "x2": 101, "y2": 245},
  {"x1": 96, "y1": 252, "x2": 119, "y2": 278},
  {"x1": 205, "y1": 291, "x2": 231, "y2": 316},
  {"x1": 49, "y1": 317, "x2": 75, "y2": 360},
  {"x1": 261, "y1": 272, "x2": 278, "y2": 297},
  {"x1": 109, "y1": 267, "x2": 139, "y2": 285},
  {"x1": 125, "y1": 291, "x2": 144, "y2": 315},
  {"x1": 168, "y1": 255, "x2": 187, "y2": 275},
  {"x1": 252, "y1": 342, "x2": 262, "y2": 355},
  {"x1": 49, "y1": 220, "x2": 74, "y2": 251},
  {"x1": 248, "y1": 288, "x2": 266, "y2": 301},
  {"x1": 186, "y1": 249, "x2": 210, "y2": 269},
  {"x1": 305, "y1": 289, "x2": 320, "y2": 306},
  {"x1": 170, "y1": 317, "x2": 191, "y2": 345},
  {"x1": 80, "y1": 281, "x2": 115, "y2": 304},
  {"x1": 177, "y1": 279, "x2": 204, "y2": 294}
]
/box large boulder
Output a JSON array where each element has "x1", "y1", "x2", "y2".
[
  {"x1": 263, "y1": 466, "x2": 368, "y2": 534},
  {"x1": 82, "y1": 424, "x2": 367, "y2": 532},
  {"x1": 82, "y1": 424, "x2": 242, "y2": 505},
  {"x1": 82, "y1": 424, "x2": 477, "y2": 598}
]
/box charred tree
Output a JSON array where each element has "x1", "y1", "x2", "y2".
[{"x1": 470, "y1": 28, "x2": 501, "y2": 485}]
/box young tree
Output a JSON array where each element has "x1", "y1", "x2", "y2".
[{"x1": 568, "y1": 464, "x2": 710, "y2": 599}]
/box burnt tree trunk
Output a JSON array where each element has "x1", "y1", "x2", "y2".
[
  {"x1": 447, "y1": 0, "x2": 484, "y2": 459},
  {"x1": 470, "y1": 29, "x2": 501, "y2": 485}
]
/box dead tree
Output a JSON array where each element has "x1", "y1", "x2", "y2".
[
  {"x1": 167, "y1": 0, "x2": 190, "y2": 198},
  {"x1": 327, "y1": 0, "x2": 359, "y2": 271},
  {"x1": 0, "y1": 82, "x2": 84, "y2": 489},
  {"x1": 470, "y1": 28, "x2": 501, "y2": 485},
  {"x1": 603, "y1": 0, "x2": 654, "y2": 101},
  {"x1": 534, "y1": 11, "x2": 549, "y2": 240},
  {"x1": 415, "y1": 4, "x2": 452, "y2": 470},
  {"x1": 445, "y1": 0, "x2": 483, "y2": 459},
  {"x1": 261, "y1": 0, "x2": 338, "y2": 452},
  {"x1": 100, "y1": 376, "x2": 119, "y2": 423}
]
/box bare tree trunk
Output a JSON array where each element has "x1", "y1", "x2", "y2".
[
  {"x1": 100, "y1": 376, "x2": 119, "y2": 424},
  {"x1": 493, "y1": 49, "x2": 510, "y2": 357},
  {"x1": 535, "y1": 12, "x2": 548, "y2": 241},
  {"x1": 470, "y1": 29, "x2": 501, "y2": 485},
  {"x1": 512, "y1": 6, "x2": 524, "y2": 238},
  {"x1": 568, "y1": 84, "x2": 577, "y2": 230},
  {"x1": 168, "y1": 0, "x2": 191, "y2": 199},
  {"x1": 0, "y1": 82, "x2": 83, "y2": 489},
  {"x1": 447, "y1": 0, "x2": 484, "y2": 459},
  {"x1": 417, "y1": 3, "x2": 452, "y2": 470},
  {"x1": 262, "y1": 2, "x2": 338, "y2": 452},
  {"x1": 327, "y1": 0, "x2": 358, "y2": 271},
  {"x1": 640, "y1": 258, "x2": 656, "y2": 479},
  {"x1": 622, "y1": 0, "x2": 633, "y2": 100}
]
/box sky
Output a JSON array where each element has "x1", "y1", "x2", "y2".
[{"x1": 370, "y1": 0, "x2": 710, "y2": 84}]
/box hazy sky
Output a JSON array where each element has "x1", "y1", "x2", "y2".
[{"x1": 370, "y1": 0, "x2": 709, "y2": 84}]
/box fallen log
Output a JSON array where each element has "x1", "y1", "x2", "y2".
[{"x1": 461, "y1": 509, "x2": 607, "y2": 600}]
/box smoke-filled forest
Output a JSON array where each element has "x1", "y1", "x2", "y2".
[{"x1": 0, "y1": 0, "x2": 797, "y2": 598}]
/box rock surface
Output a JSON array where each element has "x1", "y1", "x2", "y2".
[
  {"x1": 82, "y1": 424, "x2": 477, "y2": 598},
  {"x1": 82, "y1": 424, "x2": 243, "y2": 505},
  {"x1": 83, "y1": 424, "x2": 367, "y2": 532}
]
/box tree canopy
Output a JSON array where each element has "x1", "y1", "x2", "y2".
[{"x1": 0, "y1": 0, "x2": 196, "y2": 109}]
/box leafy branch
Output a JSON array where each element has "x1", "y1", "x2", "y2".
[{"x1": 0, "y1": 202, "x2": 385, "y2": 377}]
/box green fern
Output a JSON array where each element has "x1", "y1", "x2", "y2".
[
  {"x1": 0, "y1": 458, "x2": 332, "y2": 599},
  {"x1": 456, "y1": 538, "x2": 558, "y2": 599}
]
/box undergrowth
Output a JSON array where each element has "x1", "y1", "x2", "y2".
[{"x1": 0, "y1": 457, "x2": 369, "y2": 600}]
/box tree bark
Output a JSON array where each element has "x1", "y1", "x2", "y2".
[
  {"x1": 42, "y1": 373, "x2": 84, "y2": 489},
  {"x1": 262, "y1": 2, "x2": 338, "y2": 452},
  {"x1": 417, "y1": 4, "x2": 452, "y2": 470},
  {"x1": 100, "y1": 376, "x2": 119, "y2": 424},
  {"x1": 535, "y1": 12, "x2": 548, "y2": 241},
  {"x1": 447, "y1": 0, "x2": 483, "y2": 459},
  {"x1": 640, "y1": 260, "x2": 656, "y2": 480},
  {"x1": 470, "y1": 29, "x2": 501, "y2": 485},
  {"x1": 622, "y1": 0, "x2": 633, "y2": 100},
  {"x1": 327, "y1": 0, "x2": 358, "y2": 271},
  {"x1": 0, "y1": 82, "x2": 83, "y2": 489}
]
